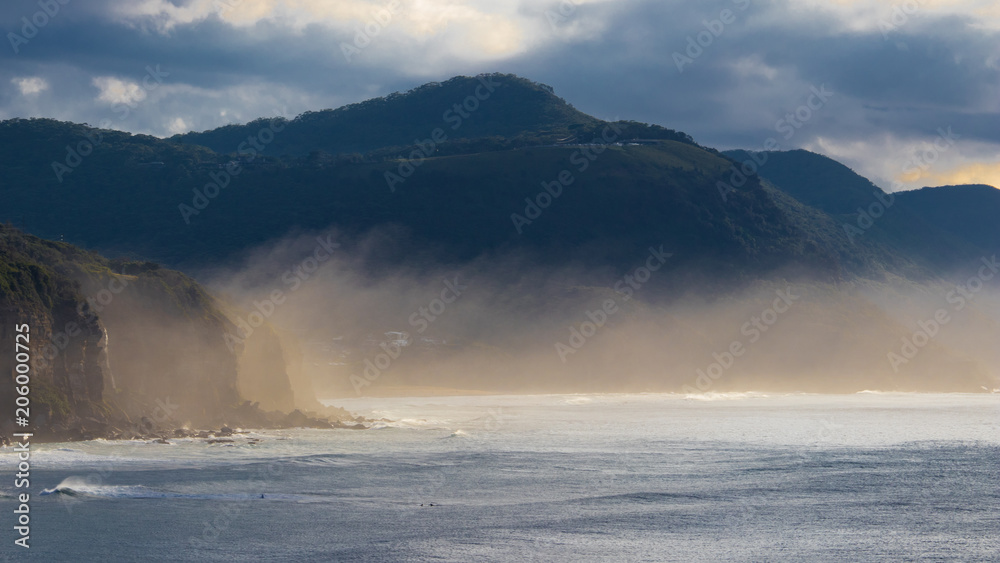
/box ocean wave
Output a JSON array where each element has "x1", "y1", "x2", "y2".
[
  {"x1": 283, "y1": 454, "x2": 353, "y2": 467},
  {"x1": 682, "y1": 392, "x2": 771, "y2": 401},
  {"x1": 39, "y1": 476, "x2": 328, "y2": 502},
  {"x1": 41, "y1": 477, "x2": 175, "y2": 499},
  {"x1": 359, "y1": 418, "x2": 453, "y2": 430}
]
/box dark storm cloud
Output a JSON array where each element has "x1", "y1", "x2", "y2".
[
  {"x1": 0, "y1": 0, "x2": 997, "y2": 167},
  {"x1": 500, "y1": 0, "x2": 1000, "y2": 151}
]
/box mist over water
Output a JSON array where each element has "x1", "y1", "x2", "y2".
[{"x1": 203, "y1": 230, "x2": 1000, "y2": 401}]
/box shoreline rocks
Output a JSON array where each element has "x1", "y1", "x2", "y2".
[{"x1": 7, "y1": 403, "x2": 372, "y2": 444}]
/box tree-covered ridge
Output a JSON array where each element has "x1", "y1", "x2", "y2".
[
  {"x1": 169, "y1": 74, "x2": 696, "y2": 157},
  {"x1": 723, "y1": 149, "x2": 999, "y2": 273},
  {"x1": 0, "y1": 76, "x2": 998, "y2": 291},
  {"x1": 0, "y1": 116, "x2": 856, "y2": 285}
]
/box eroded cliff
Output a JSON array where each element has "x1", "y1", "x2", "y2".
[{"x1": 0, "y1": 226, "x2": 350, "y2": 442}]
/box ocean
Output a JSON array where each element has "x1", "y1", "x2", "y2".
[{"x1": 1, "y1": 392, "x2": 998, "y2": 562}]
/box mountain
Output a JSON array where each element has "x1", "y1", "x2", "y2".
[
  {"x1": 3, "y1": 74, "x2": 1000, "y2": 400},
  {"x1": 0, "y1": 116, "x2": 853, "y2": 286},
  {"x1": 169, "y1": 74, "x2": 693, "y2": 158},
  {"x1": 894, "y1": 184, "x2": 1000, "y2": 255},
  {"x1": 2, "y1": 76, "x2": 998, "y2": 295},
  {"x1": 723, "y1": 149, "x2": 887, "y2": 215},
  {"x1": 0, "y1": 225, "x2": 349, "y2": 441},
  {"x1": 723, "y1": 149, "x2": 992, "y2": 271},
  {"x1": 7, "y1": 78, "x2": 990, "y2": 289}
]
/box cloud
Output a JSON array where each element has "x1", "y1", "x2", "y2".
[
  {"x1": 92, "y1": 76, "x2": 148, "y2": 106},
  {"x1": 905, "y1": 160, "x2": 1000, "y2": 189},
  {"x1": 105, "y1": 0, "x2": 544, "y2": 60},
  {"x1": 167, "y1": 116, "x2": 189, "y2": 135},
  {"x1": 0, "y1": 0, "x2": 996, "y2": 193},
  {"x1": 11, "y1": 76, "x2": 48, "y2": 96}
]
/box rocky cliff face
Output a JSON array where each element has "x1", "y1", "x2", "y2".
[
  {"x1": 0, "y1": 226, "x2": 346, "y2": 442},
  {"x1": 73, "y1": 267, "x2": 243, "y2": 430},
  {"x1": 0, "y1": 299, "x2": 111, "y2": 439}
]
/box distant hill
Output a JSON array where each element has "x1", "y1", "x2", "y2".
[
  {"x1": 724, "y1": 149, "x2": 882, "y2": 215},
  {"x1": 895, "y1": 184, "x2": 1000, "y2": 255},
  {"x1": 723, "y1": 149, "x2": 992, "y2": 271}
]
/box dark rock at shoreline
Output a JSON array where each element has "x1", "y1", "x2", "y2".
[
  {"x1": 332, "y1": 421, "x2": 368, "y2": 430},
  {"x1": 283, "y1": 409, "x2": 335, "y2": 429},
  {"x1": 14, "y1": 400, "x2": 371, "y2": 444}
]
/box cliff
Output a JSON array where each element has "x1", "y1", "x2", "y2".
[{"x1": 0, "y1": 226, "x2": 351, "y2": 442}]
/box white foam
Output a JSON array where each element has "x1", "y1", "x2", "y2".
[{"x1": 682, "y1": 391, "x2": 771, "y2": 401}]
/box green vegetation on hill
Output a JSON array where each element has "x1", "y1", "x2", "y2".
[
  {"x1": 0, "y1": 116, "x2": 856, "y2": 286},
  {"x1": 4, "y1": 74, "x2": 1000, "y2": 398},
  {"x1": 895, "y1": 184, "x2": 1000, "y2": 254},
  {"x1": 0, "y1": 225, "x2": 116, "y2": 434},
  {"x1": 723, "y1": 149, "x2": 992, "y2": 273},
  {"x1": 1, "y1": 75, "x2": 998, "y2": 291},
  {"x1": 170, "y1": 74, "x2": 695, "y2": 158},
  {"x1": 724, "y1": 149, "x2": 883, "y2": 215}
]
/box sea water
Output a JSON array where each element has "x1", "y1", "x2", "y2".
[{"x1": 1, "y1": 392, "x2": 998, "y2": 561}]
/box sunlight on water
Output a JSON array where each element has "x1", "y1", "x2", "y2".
[{"x1": 2, "y1": 393, "x2": 997, "y2": 561}]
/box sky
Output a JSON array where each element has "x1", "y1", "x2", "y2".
[{"x1": 2, "y1": 0, "x2": 998, "y2": 191}]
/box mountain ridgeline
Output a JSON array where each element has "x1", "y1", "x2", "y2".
[
  {"x1": 1, "y1": 72, "x2": 999, "y2": 413},
  {"x1": 723, "y1": 149, "x2": 997, "y2": 273},
  {"x1": 170, "y1": 74, "x2": 695, "y2": 158}
]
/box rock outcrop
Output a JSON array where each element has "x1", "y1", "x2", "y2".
[{"x1": 0, "y1": 226, "x2": 354, "y2": 442}]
